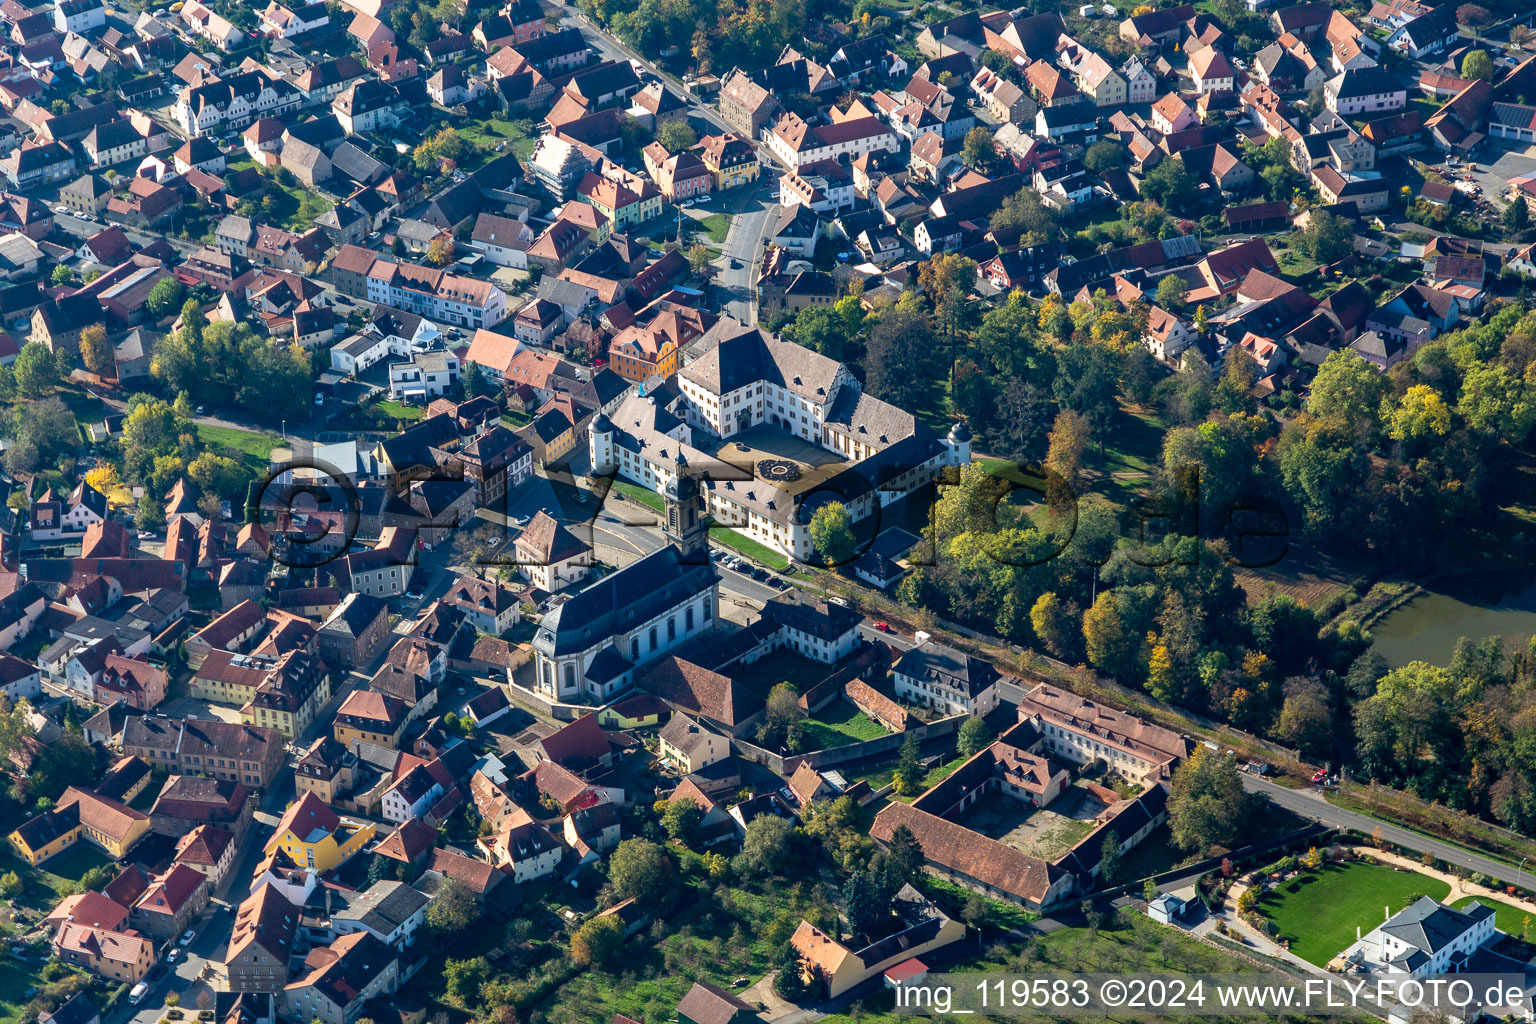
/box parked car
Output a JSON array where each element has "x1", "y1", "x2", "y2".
[
  {"x1": 873, "y1": 621, "x2": 891, "y2": 632},
  {"x1": 54, "y1": 206, "x2": 69, "y2": 216},
  {"x1": 179, "y1": 929, "x2": 196, "y2": 945}
]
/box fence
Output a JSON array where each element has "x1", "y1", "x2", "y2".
[{"x1": 731, "y1": 712, "x2": 966, "y2": 775}]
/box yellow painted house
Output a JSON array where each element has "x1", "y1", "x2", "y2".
[
  {"x1": 8, "y1": 786, "x2": 151, "y2": 865},
  {"x1": 596, "y1": 693, "x2": 669, "y2": 730},
  {"x1": 264, "y1": 791, "x2": 376, "y2": 873},
  {"x1": 332, "y1": 690, "x2": 408, "y2": 749},
  {"x1": 576, "y1": 170, "x2": 662, "y2": 231},
  {"x1": 699, "y1": 132, "x2": 760, "y2": 191}
]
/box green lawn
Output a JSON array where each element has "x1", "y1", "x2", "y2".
[
  {"x1": 1258, "y1": 862, "x2": 1449, "y2": 966},
  {"x1": 130, "y1": 774, "x2": 166, "y2": 812},
  {"x1": 0, "y1": 959, "x2": 48, "y2": 1024},
  {"x1": 373, "y1": 400, "x2": 424, "y2": 422},
  {"x1": 458, "y1": 116, "x2": 538, "y2": 164},
  {"x1": 1452, "y1": 895, "x2": 1536, "y2": 937},
  {"x1": 706, "y1": 523, "x2": 789, "y2": 569},
  {"x1": 264, "y1": 181, "x2": 332, "y2": 232},
  {"x1": 502, "y1": 409, "x2": 533, "y2": 428},
  {"x1": 196, "y1": 424, "x2": 281, "y2": 461},
  {"x1": 610, "y1": 480, "x2": 663, "y2": 512},
  {"x1": 800, "y1": 698, "x2": 892, "y2": 750},
  {"x1": 853, "y1": 752, "x2": 970, "y2": 802},
  {"x1": 696, "y1": 213, "x2": 730, "y2": 244},
  {"x1": 818, "y1": 911, "x2": 1260, "y2": 1023},
  {"x1": 919, "y1": 875, "x2": 1039, "y2": 931}
]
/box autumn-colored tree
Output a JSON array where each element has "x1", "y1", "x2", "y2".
[
  {"x1": 1043, "y1": 409, "x2": 1090, "y2": 510},
  {"x1": 426, "y1": 236, "x2": 455, "y2": 266},
  {"x1": 1146, "y1": 641, "x2": 1176, "y2": 701},
  {"x1": 79, "y1": 324, "x2": 113, "y2": 376}
]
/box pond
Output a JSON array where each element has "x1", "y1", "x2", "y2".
[{"x1": 1371, "y1": 576, "x2": 1536, "y2": 666}]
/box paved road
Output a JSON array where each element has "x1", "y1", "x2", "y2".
[
  {"x1": 1241, "y1": 774, "x2": 1524, "y2": 883},
  {"x1": 50, "y1": 206, "x2": 200, "y2": 256},
  {"x1": 717, "y1": 184, "x2": 777, "y2": 324},
  {"x1": 554, "y1": 3, "x2": 745, "y2": 148}
]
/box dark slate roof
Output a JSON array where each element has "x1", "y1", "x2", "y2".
[{"x1": 535, "y1": 546, "x2": 716, "y2": 657}]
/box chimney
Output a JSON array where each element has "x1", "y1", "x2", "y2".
[{"x1": 1385, "y1": 906, "x2": 1390, "y2": 922}]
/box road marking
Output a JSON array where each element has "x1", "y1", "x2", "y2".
[{"x1": 593, "y1": 523, "x2": 647, "y2": 556}]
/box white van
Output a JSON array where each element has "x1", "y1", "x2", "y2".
[{"x1": 129, "y1": 982, "x2": 149, "y2": 1006}]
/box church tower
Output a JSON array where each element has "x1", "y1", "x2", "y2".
[{"x1": 663, "y1": 450, "x2": 707, "y2": 560}]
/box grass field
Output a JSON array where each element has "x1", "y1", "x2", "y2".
[
  {"x1": 854, "y1": 753, "x2": 969, "y2": 801},
  {"x1": 610, "y1": 481, "x2": 663, "y2": 512},
  {"x1": 0, "y1": 960, "x2": 47, "y2": 1024},
  {"x1": 1452, "y1": 895, "x2": 1536, "y2": 937},
  {"x1": 818, "y1": 911, "x2": 1261, "y2": 1023},
  {"x1": 706, "y1": 524, "x2": 789, "y2": 569},
  {"x1": 696, "y1": 213, "x2": 730, "y2": 244},
  {"x1": 373, "y1": 400, "x2": 424, "y2": 422},
  {"x1": 1258, "y1": 862, "x2": 1449, "y2": 966},
  {"x1": 800, "y1": 698, "x2": 891, "y2": 750},
  {"x1": 458, "y1": 116, "x2": 538, "y2": 163},
  {"x1": 195, "y1": 424, "x2": 282, "y2": 476}
]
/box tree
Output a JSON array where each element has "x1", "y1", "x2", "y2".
[
  {"x1": 14, "y1": 342, "x2": 58, "y2": 397},
  {"x1": 1309, "y1": 349, "x2": 1389, "y2": 438},
  {"x1": 1083, "y1": 140, "x2": 1124, "y2": 173},
  {"x1": 957, "y1": 716, "x2": 991, "y2": 758},
  {"x1": 609, "y1": 838, "x2": 673, "y2": 906},
  {"x1": 662, "y1": 796, "x2": 703, "y2": 846},
  {"x1": 1155, "y1": 274, "x2": 1188, "y2": 313},
  {"x1": 757, "y1": 681, "x2": 807, "y2": 751},
  {"x1": 864, "y1": 301, "x2": 938, "y2": 412},
  {"x1": 656, "y1": 119, "x2": 698, "y2": 153},
  {"x1": 1167, "y1": 746, "x2": 1248, "y2": 852},
  {"x1": 1297, "y1": 209, "x2": 1353, "y2": 264},
  {"x1": 1457, "y1": 4, "x2": 1491, "y2": 26},
  {"x1": 51, "y1": 264, "x2": 74, "y2": 287},
  {"x1": 188, "y1": 453, "x2": 247, "y2": 500},
  {"x1": 773, "y1": 941, "x2": 809, "y2": 1000},
  {"x1": 1143, "y1": 878, "x2": 1159, "y2": 902},
  {"x1": 808, "y1": 501, "x2": 856, "y2": 565},
  {"x1": 425, "y1": 876, "x2": 478, "y2": 932},
  {"x1": 1388, "y1": 384, "x2": 1453, "y2": 446},
  {"x1": 146, "y1": 278, "x2": 185, "y2": 318},
  {"x1": 1098, "y1": 831, "x2": 1122, "y2": 886},
  {"x1": 462, "y1": 360, "x2": 487, "y2": 397},
  {"x1": 570, "y1": 914, "x2": 624, "y2": 967},
  {"x1": 0, "y1": 871, "x2": 20, "y2": 897},
  {"x1": 843, "y1": 866, "x2": 894, "y2": 936},
  {"x1": 426, "y1": 236, "x2": 455, "y2": 267},
  {"x1": 78, "y1": 324, "x2": 112, "y2": 376},
  {"x1": 1462, "y1": 48, "x2": 1495, "y2": 81},
  {"x1": 1507, "y1": 197, "x2": 1530, "y2": 232},
  {"x1": 1139, "y1": 158, "x2": 1197, "y2": 213},
  {"x1": 739, "y1": 814, "x2": 793, "y2": 874},
  {"x1": 1459, "y1": 363, "x2": 1536, "y2": 441},
  {"x1": 962, "y1": 126, "x2": 995, "y2": 170},
  {"x1": 990, "y1": 186, "x2": 1057, "y2": 245},
  {"x1": 1030, "y1": 591, "x2": 1080, "y2": 660},
  {"x1": 686, "y1": 241, "x2": 712, "y2": 276},
  {"x1": 1044, "y1": 409, "x2": 1090, "y2": 508},
  {"x1": 894, "y1": 732, "x2": 923, "y2": 795},
  {"x1": 884, "y1": 824, "x2": 923, "y2": 888}
]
